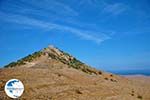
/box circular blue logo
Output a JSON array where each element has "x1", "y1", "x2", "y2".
[{"x1": 5, "y1": 79, "x2": 24, "y2": 98}]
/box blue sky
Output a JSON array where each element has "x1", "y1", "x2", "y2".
[{"x1": 0, "y1": 0, "x2": 150, "y2": 72}]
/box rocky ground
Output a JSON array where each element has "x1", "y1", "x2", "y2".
[{"x1": 0, "y1": 64, "x2": 150, "y2": 100}]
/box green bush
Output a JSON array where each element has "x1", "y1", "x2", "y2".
[
  {"x1": 4, "y1": 51, "x2": 43, "y2": 68},
  {"x1": 4, "y1": 62, "x2": 17, "y2": 68}
]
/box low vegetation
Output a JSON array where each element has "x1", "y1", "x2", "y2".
[
  {"x1": 47, "y1": 48, "x2": 102, "y2": 75},
  {"x1": 137, "y1": 95, "x2": 143, "y2": 99},
  {"x1": 110, "y1": 79, "x2": 117, "y2": 82},
  {"x1": 131, "y1": 93, "x2": 134, "y2": 96},
  {"x1": 75, "y1": 89, "x2": 83, "y2": 94},
  {"x1": 110, "y1": 74, "x2": 113, "y2": 77},
  {"x1": 4, "y1": 51, "x2": 43, "y2": 68},
  {"x1": 131, "y1": 90, "x2": 134, "y2": 96},
  {"x1": 104, "y1": 77, "x2": 108, "y2": 80}
]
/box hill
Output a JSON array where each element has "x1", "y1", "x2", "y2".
[{"x1": 0, "y1": 45, "x2": 150, "y2": 100}]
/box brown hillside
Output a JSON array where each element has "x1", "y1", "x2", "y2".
[{"x1": 0, "y1": 45, "x2": 150, "y2": 100}]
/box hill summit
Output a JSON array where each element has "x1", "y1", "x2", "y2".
[{"x1": 4, "y1": 45, "x2": 102, "y2": 75}]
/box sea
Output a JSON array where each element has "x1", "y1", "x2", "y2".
[{"x1": 108, "y1": 69, "x2": 150, "y2": 76}]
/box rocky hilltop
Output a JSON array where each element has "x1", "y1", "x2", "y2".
[
  {"x1": 0, "y1": 45, "x2": 150, "y2": 100},
  {"x1": 4, "y1": 45, "x2": 102, "y2": 75}
]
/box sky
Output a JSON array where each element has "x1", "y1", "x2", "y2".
[{"x1": 0, "y1": 0, "x2": 150, "y2": 73}]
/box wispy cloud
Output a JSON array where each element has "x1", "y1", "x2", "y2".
[
  {"x1": 0, "y1": 0, "x2": 114, "y2": 44},
  {"x1": 20, "y1": 0, "x2": 78, "y2": 17},
  {"x1": 103, "y1": 3, "x2": 127, "y2": 15},
  {"x1": 78, "y1": 0, "x2": 127, "y2": 16},
  {"x1": 79, "y1": 0, "x2": 98, "y2": 7},
  {"x1": 0, "y1": 12, "x2": 110, "y2": 44}
]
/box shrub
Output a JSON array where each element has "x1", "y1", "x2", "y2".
[
  {"x1": 63, "y1": 52, "x2": 70, "y2": 57},
  {"x1": 131, "y1": 93, "x2": 134, "y2": 96},
  {"x1": 4, "y1": 62, "x2": 17, "y2": 68},
  {"x1": 137, "y1": 95, "x2": 142, "y2": 99},
  {"x1": 104, "y1": 77, "x2": 108, "y2": 80},
  {"x1": 4, "y1": 51, "x2": 43, "y2": 68},
  {"x1": 75, "y1": 89, "x2": 82, "y2": 94},
  {"x1": 110, "y1": 79, "x2": 117, "y2": 82},
  {"x1": 110, "y1": 74, "x2": 113, "y2": 77},
  {"x1": 98, "y1": 71, "x2": 102, "y2": 75}
]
